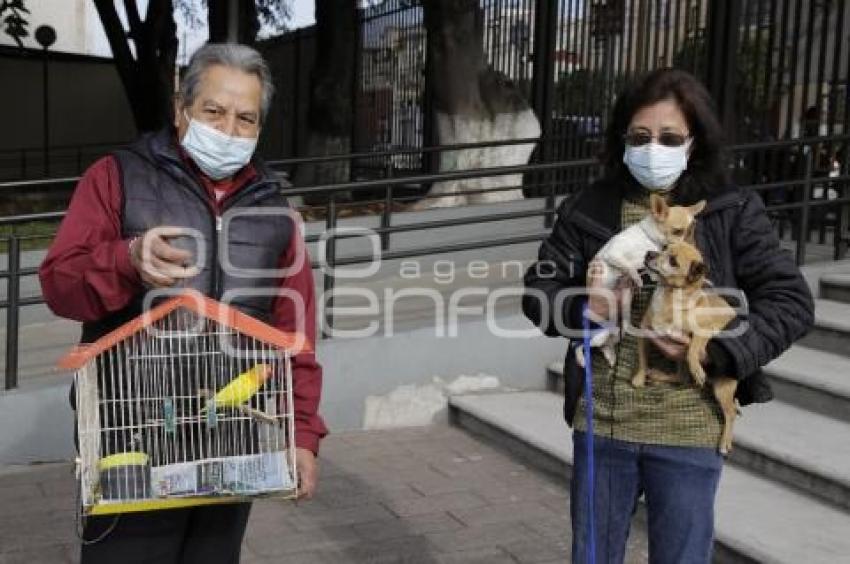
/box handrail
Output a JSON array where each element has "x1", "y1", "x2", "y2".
[
  {"x1": 0, "y1": 140, "x2": 128, "y2": 154},
  {"x1": 0, "y1": 211, "x2": 66, "y2": 226},
  {"x1": 1, "y1": 135, "x2": 848, "y2": 389},
  {"x1": 266, "y1": 136, "x2": 543, "y2": 167},
  {"x1": 0, "y1": 177, "x2": 79, "y2": 191}
]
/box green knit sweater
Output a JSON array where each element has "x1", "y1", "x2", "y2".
[{"x1": 572, "y1": 197, "x2": 723, "y2": 447}]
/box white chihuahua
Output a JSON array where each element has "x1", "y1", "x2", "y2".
[{"x1": 576, "y1": 194, "x2": 706, "y2": 368}]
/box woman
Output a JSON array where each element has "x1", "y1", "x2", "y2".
[{"x1": 522, "y1": 69, "x2": 813, "y2": 563}]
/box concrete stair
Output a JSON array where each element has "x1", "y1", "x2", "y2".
[
  {"x1": 798, "y1": 298, "x2": 850, "y2": 356},
  {"x1": 762, "y1": 346, "x2": 850, "y2": 423},
  {"x1": 449, "y1": 270, "x2": 850, "y2": 563},
  {"x1": 449, "y1": 391, "x2": 850, "y2": 563},
  {"x1": 728, "y1": 401, "x2": 850, "y2": 511},
  {"x1": 820, "y1": 273, "x2": 850, "y2": 303}
]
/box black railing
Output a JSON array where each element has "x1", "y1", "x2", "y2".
[
  {"x1": 0, "y1": 141, "x2": 128, "y2": 181},
  {"x1": 1, "y1": 210, "x2": 64, "y2": 390},
  {"x1": 1, "y1": 135, "x2": 848, "y2": 390}
]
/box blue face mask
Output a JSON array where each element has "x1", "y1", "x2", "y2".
[
  {"x1": 623, "y1": 141, "x2": 691, "y2": 192},
  {"x1": 180, "y1": 112, "x2": 258, "y2": 180}
]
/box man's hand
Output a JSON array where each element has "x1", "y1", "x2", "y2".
[
  {"x1": 130, "y1": 226, "x2": 199, "y2": 288},
  {"x1": 295, "y1": 447, "x2": 318, "y2": 500},
  {"x1": 587, "y1": 263, "x2": 634, "y2": 322}
]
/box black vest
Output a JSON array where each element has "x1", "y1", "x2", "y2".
[{"x1": 80, "y1": 129, "x2": 294, "y2": 343}]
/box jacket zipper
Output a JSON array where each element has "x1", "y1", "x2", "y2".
[
  {"x1": 213, "y1": 215, "x2": 223, "y2": 299},
  {"x1": 163, "y1": 157, "x2": 281, "y2": 300},
  {"x1": 211, "y1": 181, "x2": 279, "y2": 300},
  {"x1": 214, "y1": 180, "x2": 282, "y2": 300}
]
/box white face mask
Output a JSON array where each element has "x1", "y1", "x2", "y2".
[
  {"x1": 623, "y1": 140, "x2": 691, "y2": 192},
  {"x1": 180, "y1": 112, "x2": 258, "y2": 180}
]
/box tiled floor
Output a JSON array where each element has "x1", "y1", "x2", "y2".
[{"x1": 0, "y1": 425, "x2": 649, "y2": 563}]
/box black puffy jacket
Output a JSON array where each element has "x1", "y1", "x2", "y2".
[{"x1": 522, "y1": 178, "x2": 815, "y2": 425}]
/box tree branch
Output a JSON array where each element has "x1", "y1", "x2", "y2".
[
  {"x1": 145, "y1": 0, "x2": 168, "y2": 30},
  {"x1": 95, "y1": 0, "x2": 176, "y2": 132},
  {"x1": 206, "y1": 0, "x2": 228, "y2": 42},
  {"x1": 152, "y1": 0, "x2": 178, "y2": 101},
  {"x1": 123, "y1": 0, "x2": 143, "y2": 39},
  {"x1": 93, "y1": 0, "x2": 138, "y2": 97}
]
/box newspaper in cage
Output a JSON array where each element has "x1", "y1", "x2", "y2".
[{"x1": 151, "y1": 451, "x2": 293, "y2": 497}]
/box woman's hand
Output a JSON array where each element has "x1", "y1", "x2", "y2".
[{"x1": 649, "y1": 333, "x2": 707, "y2": 363}]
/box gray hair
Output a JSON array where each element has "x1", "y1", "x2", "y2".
[{"x1": 179, "y1": 43, "x2": 274, "y2": 122}]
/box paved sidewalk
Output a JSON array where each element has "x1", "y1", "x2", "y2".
[{"x1": 0, "y1": 425, "x2": 648, "y2": 563}]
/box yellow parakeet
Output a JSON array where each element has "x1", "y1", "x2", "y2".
[{"x1": 201, "y1": 364, "x2": 272, "y2": 413}]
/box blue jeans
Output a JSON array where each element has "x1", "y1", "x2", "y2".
[{"x1": 570, "y1": 431, "x2": 723, "y2": 564}]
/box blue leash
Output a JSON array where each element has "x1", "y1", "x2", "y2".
[{"x1": 582, "y1": 302, "x2": 596, "y2": 564}]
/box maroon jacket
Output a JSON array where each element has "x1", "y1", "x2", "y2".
[{"x1": 39, "y1": 155, "x2": 328, "y2": 454}]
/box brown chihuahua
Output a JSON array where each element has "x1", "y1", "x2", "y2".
[{"x1": 632, "y1": 240, "x2": 739, "y2": 455}]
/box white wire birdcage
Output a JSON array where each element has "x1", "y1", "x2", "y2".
[{"x1": 58, "y1": 291, "x2": 308, "y2": 516}]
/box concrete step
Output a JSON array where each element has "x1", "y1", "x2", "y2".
[
  {"x1": 797, "y1": 299, "x2": 850, "y2": 357},
  {"x1": 729, "y1": 400, "x2": 850, "y2": 512},
  {"x1": 449, "y1": 390, "x2": 850, "y2": 564},
  {"x1": 821, "y1": 273, "x2": 850, "y2": 304},
  {"x1": 763, "y1": 346, "x2": 850, "y2": 424},
  {"x1": 546, "y1": 361, "x2": 565, "y2": 394},
  {"x1": 548, "y1": 343, "x2": 850, "y2": 425},
  {"x1": 546, "y1": 355, "x2": 850, "y2": 507}
]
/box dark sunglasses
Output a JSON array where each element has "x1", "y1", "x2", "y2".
[{"x1": 623, "y1": 131, "x2": 690, "y2": 147}]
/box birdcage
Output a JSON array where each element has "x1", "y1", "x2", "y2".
[{"x1": 58, "y1": 290, "x2": 308, "y2": 516}]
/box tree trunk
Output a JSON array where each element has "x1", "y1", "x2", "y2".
[
  {"x1": 294, "y1": 1, "x2": 358, "y2": 203},
  {"x1": 419, "y1": 0, "x2": 540, "y2": 208},
  {"x1": 94, "y1": 0, "x2": 177, "y2": 133},
  {"x1": 207, "y1": 0, "x2": 259, "y2": 44}
]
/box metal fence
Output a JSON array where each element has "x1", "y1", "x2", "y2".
[
  {"x1": 2, "y1": 0, "x2": 849, "y2": 388},
  {"x1": 2, "y1": 135, "x2": 848, "y2": 390},
  {"x1": 262, "y1": 0, "x2": 848, "y2": 178},
  {"x1": 0, "y1": 141, "x2": 128, "y2": 182},
  {"x1": 3, "y1": 1, "x2": 847, "y2": 187}
]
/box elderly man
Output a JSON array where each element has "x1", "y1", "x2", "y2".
[{"x1": 39, "y1": 43, "x2": 326, "y2": 563}]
